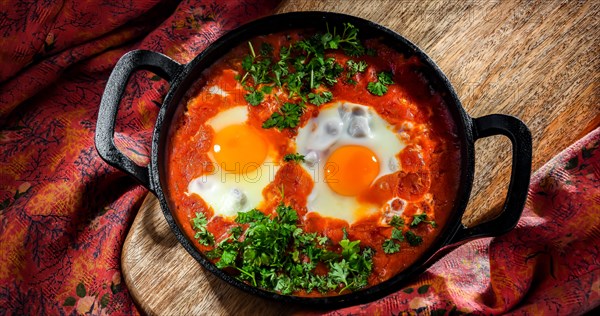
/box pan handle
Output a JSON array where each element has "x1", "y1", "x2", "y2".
[
  {"x1": 449, "y1": 114, "x2": 532, "y2": 244},
  {"x1": 95, "y1": 50, "x2": 182, "y2": 190}
]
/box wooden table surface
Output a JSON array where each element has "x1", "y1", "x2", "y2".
[{"x1": 121, "y1": 1, "x2": 600, "y2": 315}]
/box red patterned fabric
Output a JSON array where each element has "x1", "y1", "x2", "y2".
[
  {"x1": 0, "y1": 0, "x2": 280, "y2": 314},
  {"x1": 324, "y1": 128, "x2": 600, "y2": 315},
  {"x1": 1, "y1": 1, "x2": 599, "y2": 315}
]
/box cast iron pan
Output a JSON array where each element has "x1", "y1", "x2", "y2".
[{"x1": 95, "y1": 12, "x2": 532, "y2": 308}]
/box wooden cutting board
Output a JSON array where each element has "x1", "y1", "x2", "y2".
[{"x1": 122, "y1": 1, "x2": 599, "y2": 315}]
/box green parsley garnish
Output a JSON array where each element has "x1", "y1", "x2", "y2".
[
  {"x1": 244, "y1": 90, "x2": 264, "y2": 106},
  {"x1": 347, "y1": 60, "x2": 368, "y2": 74},
  {"x1": 367, "y1": 71, "x2": 395, "y2": 96},
  {"x1": 391, "y1": 228, "x2": 404, "y2": 241},
  {"x1": 192, "y1": 203, "x2": 374, "y2": 295},
  {"x1": 191, "y1": 212, "x2": 215, "y2": 246},
  {"x1": 411, "y1": 213, "x2": 438, "y2": 228},
  {"x1": 377, "y1": 71, "x2": 394, "y2": 85},
  {"x1": 234, "y1": 208, "x2": 266, "y2": 224},
  {"x1": 260, "y1": 85, "x2": 273, "y2": 94},
  {"x1": 262, "y1": 102, "x2": 305, "y2": 130},
  {"x1": 382, "y1": 226, "x2": 404, "y2": 254},
  {"x1": 405, "y1": 231, "x2": 423, "y2": 246},
  {"x1": 283, "y1": 153, "x2": 305, "y2": 163},
  {"x1": 388, "y1": 215, "x2": 405, "y2": 228},
  {"x1": 235, "y1": 23, "x2": 368, "y2": 129},
  {"x1": 367, "y1": 81, "x2": 387, "y2": 96},
  {"x1": 382, "y1": 239, "x2": 400, "y2": 254},
  {"x1": 308, "y1": 91, "x2": 333, "y2": 106},
  {"x1": 346, "y1": 59, "x2": 368, "y2": 84}
]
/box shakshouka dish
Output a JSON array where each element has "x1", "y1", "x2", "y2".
[{"x1": 166, "y1": 23, "x2": 461, "y2": 296}]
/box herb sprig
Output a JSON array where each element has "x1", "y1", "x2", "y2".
[
  {"x1": 367, "y1": 71, "x2": 394, "y2": 96},
  {"x1": 191, "y1": 212, "x2": 215, "y2": 246},
  {"x1": 193, "y1": 203, "x2": 374, "y2": 295},
  {"x1": 262, "y1": 102, "x2": 306, "y2": 130},
  {"x1": 411, "y1": 213, "x2": 438, "y2": 228},
  {"x1": 382, "y1": 215, "x2": 405, "y2": 254},
  {"x1": 283, "y1": 153, "x2": 305, "y2": 163},
  {"x1": 236, "y1": 23, "x2": 369, "y2": 129},
  {"x1": 345, "y1": 59, "x2": 368, "y2": 84}
]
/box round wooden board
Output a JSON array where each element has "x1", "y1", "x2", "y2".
[{"x1": 122, "y1": 0, "x2": 599, "y2": 315}]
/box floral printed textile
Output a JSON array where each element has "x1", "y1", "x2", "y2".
[
  {"x1": 1, "y1": 0, "x2": 598, "y2": 314},
  {"x1": 0, "y1": 0, "x2": 280, "y2": 314},
  {"x1": 325, "y1": 127, "x2": 600, "y2": 315}
]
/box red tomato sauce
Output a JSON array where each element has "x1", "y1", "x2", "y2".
[{"x1": 166, "y1": 30, "x2": 461, "y2": 294}]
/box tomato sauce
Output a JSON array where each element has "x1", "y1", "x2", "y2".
[{"x1": 166, "y1": 30, "x2": 461, "y2": 294}]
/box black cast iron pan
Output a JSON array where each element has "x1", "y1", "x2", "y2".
[{"x1": 95, "y1": 11, "x2": 532, "y2": 308}]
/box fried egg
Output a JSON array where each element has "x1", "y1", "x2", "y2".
[
  {"x1": 186, "y1": 105, "x2": 278, "y2": 218},
  {"x1": 296, "y1": 102, "x2": 406, "y2": 223}
]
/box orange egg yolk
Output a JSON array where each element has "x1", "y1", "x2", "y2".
[
  {"x1": 212, "y1": 124, "x2": 268, "y2": 173},
  {"x1": 324, "y1": 145, "x2": 380, "y2": 196}
]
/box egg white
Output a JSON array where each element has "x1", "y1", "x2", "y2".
[
  {"x1": 186, "y1": 105, "x2": 279, "y2": 218},
  {"x1": 296, "y1": 102, "x2": 406, "y2": 224}
]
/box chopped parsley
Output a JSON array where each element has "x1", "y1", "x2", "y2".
[
  {"x1": 283, "y1": 153, "x2": 305, "y2": 163},
  {"x1": 262, "y1": 102, "x2": 305, "y2": 130},
  {"x1": 377, "y1": 71, "x2": 394, "y2": 85},
  {"x1": 367, "y1": 71, "x2": 395, "y2": 96},
  {"x1": 191, "y1": 203, "x2": 374, "y2": 295},
  {"x1": 382, "y1": 239, "x2": 400, "y2": 254},
  {"x1": 345, "y1": 59, "x2": 368, "y2": 84},
  {"x1": 191, "y1": 212, "x2": 215, "y2": 246},
  {"x1": 235, "y1": 23, "x2": 367, "y2": 129},
  {"x1": 382, "y1": 227, "x2": 404, "y2": 254},
  {"x1": 411, "y1": 213, "x2": 438, "y2": 228},
  {"x1": 388, "y1": 215, "x2": 405, "y2": 228},
  {"x1": 391, "y1": 228, "x2": 404, "y2": 241},
  {"x1": 308, "y1": 91, "x2": 333, "y2": 106},
  {"x1": 244, "y1": 90, "x2": 264, "y2": 106},
  {"x1": 405, "y1": 231, "x2": 423, "y2": 246},
  {"x1": 260, "y1": 85, "x2": 273, "y2": 94}
]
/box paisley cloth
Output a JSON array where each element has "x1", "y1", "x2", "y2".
[{"x1": 1, "y1": 0, "x2": 598, "y2": 314}]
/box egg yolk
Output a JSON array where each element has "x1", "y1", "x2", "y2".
[
  {"x1": 324, "y1": 145, "x2": 380, "y2": 196},
  {"x1": 212, "y1": 124, "x2": 268, "y2": 173}
]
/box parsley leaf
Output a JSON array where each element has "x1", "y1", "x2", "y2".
[
  {"x1": 391, "y1": 228, "x2": 404, "y2": 241},
  {"x1": 260, "y1": 85, "x2": 273, "y2": 94},
  {"x1": 229, "y1": 226, "x2": 243, "y2": 240},
  {"x1": 235, "y1": 209, "x2": 266, "y2": 224},
  {"x1": 317, "y1": 236, "x2": 329, "y2": 246},
  {"x1": 382, "y1": 239, "x2": 400, "y2": 254},
  {"x1": 411, "y1": 213, "x2": 438, "y2": 228},
  {"x1": 262, "y1": 102, "x2": 305, "y2": 130},
  {"x1": 244, "y1": 90, "x2": 264, "y2": 106},
  {"x1": 283, "y1": 153, "x2": 305, "y2": 163},
  {"x1": 405, "y1": 231, "x2": 423, "y2": 246},
  {"x1": 389, "y1": 215, "x2": 404, "y2": 228},
  {"x1": 377, "y1": 71, "x2": 394, "y2": 85},
  {"x1": 235, "y1": 23, "x2": 370, "y2": 120},
  {"x1": 346, "y1": 60, "x2": 368, "y2": 76},
  {"x1": 338, "y1": 23, "x2": 365, "y2": 57},
  {"x1": 340, "y1": 239, "x2": 361, "y2": 260},
  {"x1": 308, "y1": 91, "x2": 333, "y2": 106},
  {"x1": 216, "y1": 248, "x2": 238, "y2": 268},
  {"x1": 367, "y1": 71, "x2": 394, "y2": 96},
  {"x1": 199, "y1": 201, "x2": 373, "y2": 295},
  {"x1": 328, "y1": 260, "x2": 349, "y2": 286},
  {"x1": 191, "y1": 212, "x2": 214, "y2": 246},
  {"x1": 367, "y1": 82, "x2": 388, "y2": 96}
]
